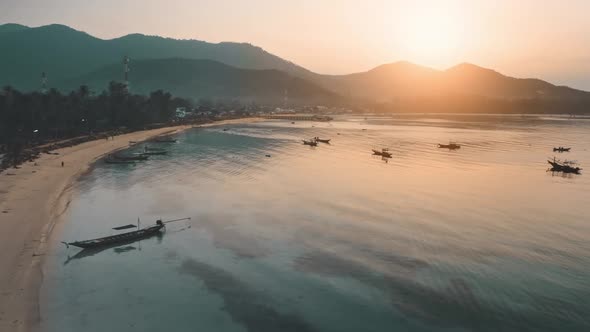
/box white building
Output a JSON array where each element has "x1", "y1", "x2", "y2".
[{"x1": 175, "y1": 107, "x2": 187, "y2": 118}]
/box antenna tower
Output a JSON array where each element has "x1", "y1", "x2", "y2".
[
  {"x1": 41, "y1": 72, "x2": 47, "y2": 94},
  {"x1": 123, "y1": 56, "x2": 130, "y2": 91}
]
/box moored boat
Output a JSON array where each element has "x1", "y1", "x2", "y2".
[
  {"x1": 314, "y1": 137, "x2": 331, "y2": 144},
  {"x1": 372, "y1": 149, "x2": 392, "y2": 158},
  {"x1": 553, "y1": 147, "x2": 571, "y2": 152},
  {"x1": 438, "y1": 143, "x2": 461, "y2": 150},
  {"x1": 64, "y1": 223, "x2": 164, "y2": 249},
  {"x1": 548, "y1": 158, "x2": 582, "y2": 174},
  {"x1": 303, "y1": 139, "x2": 318, "y2": 146},
  {"x1": 62, "y1": 217, "x2": 191, "y2": 249}
]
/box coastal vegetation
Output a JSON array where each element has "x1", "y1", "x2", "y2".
[{"x1": 0, "y1": 82, "x2": 193, "y2": 168}]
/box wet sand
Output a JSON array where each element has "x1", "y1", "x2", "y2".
[{"x1": 0, "y1": 118, "x2": 260, "y2": 332}]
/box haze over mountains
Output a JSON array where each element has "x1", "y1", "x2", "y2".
[
  {"x1": 70, "y1": 58, "x2": 336, "y2": 103},
  {"x1": 1, "y1": 23, "x2": 589, "y2": 112}
]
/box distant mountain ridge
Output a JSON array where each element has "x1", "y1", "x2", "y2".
[
  {"x1": 1, "y1": 23, "x2": 589, "y2": 110},
  {"x1": 64, "y1": 58, "x2": 337, "y2": 103},
  {"x1": 320, "y1": 61, "x2": 590, "y2": 101},
  {"x1": 0, "y1": 23, "x2": 29, "y2": 34},
  {"x1": 0, "y1": 23, "x2": 312, "y2": 91}
]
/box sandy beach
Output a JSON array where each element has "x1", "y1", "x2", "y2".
[{"x1": 0, "y1": 118, "x2": 261, "y2": 332}]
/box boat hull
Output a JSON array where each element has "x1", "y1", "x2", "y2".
[
  {"x1": 67, "y1": 225, "x2": 164, "y2": 249},
  {"x1": 438, "y1": 144, "x2": 460, "y2": 149},
  {"x1": 548, "y1": 160, "x2": 581, "y2": 174},
  {"x1": 372, "y1": 150, "x2": 392, "y2": 158}
]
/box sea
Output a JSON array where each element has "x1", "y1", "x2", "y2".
[{"x1": 41, "y1": 115, "x2": 590, "y2": 332}]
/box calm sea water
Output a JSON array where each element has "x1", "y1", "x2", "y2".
[{"x1": 42, "y1": 115, "x2": 590, "y2": 332}]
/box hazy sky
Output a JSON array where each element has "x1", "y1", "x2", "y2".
[{"x1": 2, "y1": 0, "x2": 590, "y2": 90}]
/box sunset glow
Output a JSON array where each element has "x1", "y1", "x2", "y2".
[
  {"x1": 1, "y1": 0, "x2": 590, "y2": 89},
  {"x1": 395, "y1": 6, "x2": 464, "y2": 67}
]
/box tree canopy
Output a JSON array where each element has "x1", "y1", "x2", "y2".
[{"x1": 0, "y1": 82, "x2": 191, "y2": 149}]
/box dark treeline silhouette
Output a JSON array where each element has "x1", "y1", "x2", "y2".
[{"x1": 0, "y1": 82, "x2": 192, "y2": 167}]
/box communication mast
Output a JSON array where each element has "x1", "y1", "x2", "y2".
[
  {"x1": 41, "y1": 72, "x2": 47, "y2": 94},
  {"x1": 123, "y1": 55, "x2": 130, "y2": 91},
  {"x1": 283, "y1": 88, "x2": 289, "y2": 108}
]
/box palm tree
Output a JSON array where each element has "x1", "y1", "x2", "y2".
[{"x1": 78, "y1": 85, "x2": 90, "y2": 99}]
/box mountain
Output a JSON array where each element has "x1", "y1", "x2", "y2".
[
  {"x1": 319, "y1": 62, "x2": 590, "y2": 102},
  {"x1": 63, "y1": 58, "x2": 337, "y2": 103},
  {"x1": 441, "y1": 63, "x2": 588, "y2": 99},
  {"x1": 318, "y1": 61, "x2": 440, "y2": 100},
  {"x1": 0, "y1": 23, "x2": 29, "y2": 34},
  {"x1": 0, "y1": 23, "x2": 312, "y2": 91},
  {"x1": 1, "y1": 23, "x2": 589, "y2": 111}
]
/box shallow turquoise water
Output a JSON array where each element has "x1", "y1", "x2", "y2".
[{"x1": 42, "y1": 115, "x2": 590, "y2": 331}]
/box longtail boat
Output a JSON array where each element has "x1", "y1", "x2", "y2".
[
  {"x1": 303, "y1": 139, "x2": 318, "y2": 146},
  {"x1": 314, "y1": 137, "x2": 331, "y2": 144},
  {"x1": 548, "y1": 158, "x2": 582, "y2": 174},
  {"x1": 372, "y1": 149, "x2": 392, "y2": 158},
  {"x1": 438, "y1": 143, "x2": 461, "y2": 150},
  {"x1": 62, "y1": 217, "x2": 191, "y2": 249}
]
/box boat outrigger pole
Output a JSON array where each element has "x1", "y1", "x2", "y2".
[{"x1": 161, "y1": 217, "x2": 191, "y2": 224}]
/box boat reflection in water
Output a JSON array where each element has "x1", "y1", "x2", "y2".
[{"x1": 63, "y1": 233, "x2": 163, "y2": 266}]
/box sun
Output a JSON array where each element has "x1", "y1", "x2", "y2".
[{"x1": 395, "y1": 6, "x2": 462, "y2": 67}]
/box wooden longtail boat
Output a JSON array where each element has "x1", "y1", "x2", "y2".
[
  {"x1": 372, "y1": 149, "x2": 392, "y2": 158},
  {"x1": 314, "y1": 137, "x2": 331, "y2": 144},
  {"x1": 438, "y1": 143, "x2": 461, "y2": 150},
  {"x1": 62, "y1": 218, "x2": 190, "y2": 249},
  {"x1": 548, "y1": 158, "x2": 582, "y2": 174},
  {"x1": 303, "y1": 140, "x2": 318, "y2": 146}
]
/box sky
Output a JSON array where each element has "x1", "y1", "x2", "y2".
[{"x1": 2, "y1": 0, "x2": 590, "y2": 90}]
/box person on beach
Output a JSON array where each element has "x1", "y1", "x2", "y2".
[{"x1": 61, "y1": 161, "x2": 64, "y2": 167}]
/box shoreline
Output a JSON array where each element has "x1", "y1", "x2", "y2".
[{"x1": 0, "y1": 117, "x2": 262, "y2": 332}]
